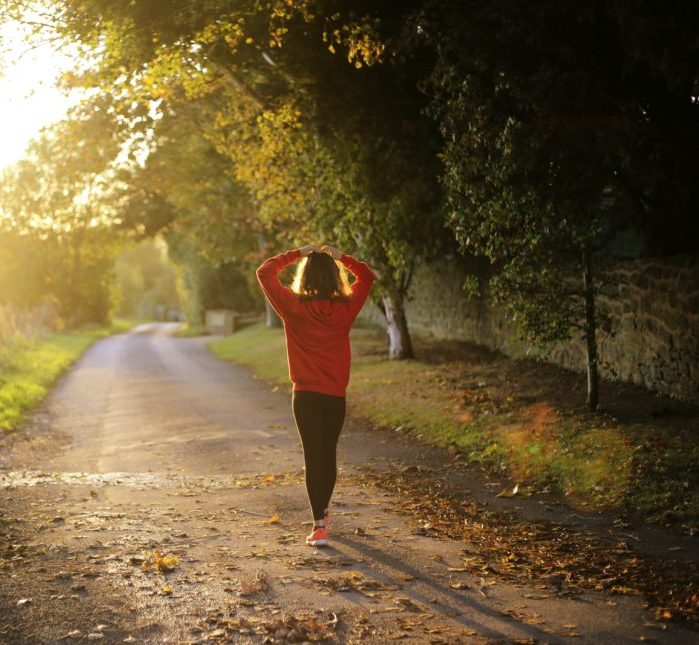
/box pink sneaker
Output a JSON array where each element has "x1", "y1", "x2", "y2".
[{"x1": 306, "y1": 526, "x2": 329, "y2": 547}]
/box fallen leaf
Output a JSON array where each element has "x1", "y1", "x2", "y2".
[
  {"x1": 57, "y1": 630, "x2": 81, "y2": 640},
  {"x1": 394, "y1": 597, "x2": 422, "y2": 612},
  {"x1": 496, "y1": 483, "x2": 520, "y2": 498},
  {"x1": 141, "y1": 550, "x2": 179, "y2": 573},
  {"x1": 239, "y1": 570, "x2": 269, "y2": 596},
  {"x1": 207, "y1": 628, "x2": 227, "y2": 638}
]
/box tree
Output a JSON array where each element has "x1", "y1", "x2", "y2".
[
  {"x1": 7, "y1": 0, "x2": 449, "y2": 358},
  {"x1": 0, "y1": 100, "x2": 127, "y2": 325},
  {"x1": 409, "y1": 0, "x2": 699, "y2": 408},
  {"x1": 114, "y1": 103, "x2": 263, "y2": 325},
  {"x1": 113, "y1": 238, "x2": 180, "y2": 320},
  {"x1": 208, "y1": 22, "x2": 446, "y2": 357},
  {"x1": 205, "y1": 1, "x2": 448, "y2": 357}
]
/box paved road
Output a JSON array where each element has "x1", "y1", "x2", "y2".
[{"x1": 0, "y1": 324, "x2": 696, "y2": 643}]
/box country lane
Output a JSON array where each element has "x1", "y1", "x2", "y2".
[{"x1": 0, "y1": 323, "x2": 696, "y2": 644}]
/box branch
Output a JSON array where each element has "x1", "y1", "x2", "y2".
[
  {"x1": 212, "y1": 62, "x2": 270, "y2": 111},
  {"x1": 398, "y1": 257, "x2": 416, "y2": 298},
  {"x1": 16, "y1": 19, "x2": 58, "y2": 31}
]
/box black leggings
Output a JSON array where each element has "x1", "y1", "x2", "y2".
[{"x1": 292, "y1": 390, "x2": 346, "y2": 521}]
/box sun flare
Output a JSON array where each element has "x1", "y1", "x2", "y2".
[{"x1": 0, "y1": 18, "x2": 77, "y2": 171}]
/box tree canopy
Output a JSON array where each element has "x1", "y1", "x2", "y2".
[
  {"x1": 402, "y1": 0, "x2": 699, "y2": 406},
  {"x1": 0, "y1": 1, "x2": 697, "y2": 405}
]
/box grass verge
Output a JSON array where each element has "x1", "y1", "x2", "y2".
[
  {"x1": 209, "y1": 322, "x2": 698, "y2": 533},
  {"x1": 176, "y1": 323, "x2": 208, "y2": 337},
  {"x1": 0, "y1": 319, "x2": 143, "y2": 433}
]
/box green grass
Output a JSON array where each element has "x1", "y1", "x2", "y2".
[
  {"x1": 0, "y1": 318, "x2": 144, "y2": 433},
  {"x1": 209, "y1": 323, "x2": 289, "y2": 384},
  {"x1": 110, "y1": 318, "x2": 150, "y2": 334},
  {"x1": 176, "y1": 323, "x2": 208, "y2": 337},
  {"x1": 209, "y1": 323, "x2": 699, "y2": 531}
]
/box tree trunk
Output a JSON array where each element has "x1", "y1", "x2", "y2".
[
  {"x1": 382, "y1": 290, "x2": 414, "y2": 360},
  {"x1": 582, "y1": 247, "x2": 599, "y2": 410},
  {"x1": 69, "y1": 230, "x2": 84, "y2": 326},
  {"x1": 265, "y1": 300, "x2": 282, "y2": 328}
]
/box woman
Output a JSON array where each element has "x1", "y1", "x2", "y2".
[{"x1": 256, "y1": 244, "x2": 375, "y2": 546}]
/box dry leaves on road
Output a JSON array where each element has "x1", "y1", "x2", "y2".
[
  {"x1": 238, "y1": 570, "x2": 269, "y2": 597},
  {"x1": 286, "y1": 554, "x2": 363, "y2": 572},
  {"x1": 140, "y1": 550, "x2": 179, "y2": 574},
  {"x1": 360, "y1": 465, "x2": 699, "y2": 627},
  {"x1": 200, "y1": 608, "x2": 339, "y2": 642},
  {"x1": 313, "y1": 571, "x2": 398, "y2": 597}
]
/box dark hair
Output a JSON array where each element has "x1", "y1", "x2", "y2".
[{"x1": 292, "y1": 251, "x2": 350, "y2": 301}]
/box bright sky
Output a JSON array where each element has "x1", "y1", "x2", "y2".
[{"x1": 0, "y1": 19, "x2": 77, "y2": 171}]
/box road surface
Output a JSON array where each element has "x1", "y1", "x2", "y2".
[{"x1": 0, "y1": 324, "x2": 696, "y2": 643}]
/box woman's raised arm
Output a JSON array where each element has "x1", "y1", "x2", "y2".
[{"x1": 255, "y1": 249, "x2": 302, "y2": 319}]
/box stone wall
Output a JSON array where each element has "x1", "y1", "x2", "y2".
[{"x1": 362, "y1": 255, "x2": 699, "y2": 403}]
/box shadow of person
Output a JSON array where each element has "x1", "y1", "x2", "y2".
[{"x1": 330, "y1": 534, "x2": 556, "y2": 642}]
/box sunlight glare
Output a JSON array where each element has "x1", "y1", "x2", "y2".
[{"x1": 0, "y1": 19, "x2": 78, "y2": 171}]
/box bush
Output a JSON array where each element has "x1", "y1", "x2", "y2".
[{"x1": 0, "y1": 301, "x2": 60, "y2": 368}]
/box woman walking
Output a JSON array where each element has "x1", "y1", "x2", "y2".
[{"x1": 256, "y1": 244, "x2": 375, "y2": 546}]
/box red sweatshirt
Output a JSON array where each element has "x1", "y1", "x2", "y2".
[{"x1": 256, "y1": 249, "x2": 376, "y2": 397}]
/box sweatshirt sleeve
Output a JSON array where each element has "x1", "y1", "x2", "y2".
[
  {"x1": 256, "y1": 249, "x2": 302, "y2": 320},
  {"x1": 340, "y1": 253, "x2": 376, "y2": 321}
]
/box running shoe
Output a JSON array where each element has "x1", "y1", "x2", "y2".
[{"x1": 306, "y1": 526, "x2": 329, "y2": 547}]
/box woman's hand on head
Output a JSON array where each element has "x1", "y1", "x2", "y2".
[
  {"x1": 299, "y1": 244, "x2": 320, "y2": 257},
  {"x1": 321, "y1": 244, "x2": 342, "y2": 260}
]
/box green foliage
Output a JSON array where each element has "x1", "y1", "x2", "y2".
[
  {"x1": 3, "y1": 1, "x2": 696, "y2": 371},
  {"x1": 118, "y1": 106, "x2": 259, "y2": 264},
  {"x1": 0, "y1": 100, "x2": 129, "y2": 326},
  {"x1": 0, "y1": 229, "x2": 117, "y2": 327},
  {"x1": 168, "y1": 232, "x2": 257, "y2": 325},
  {"x1": 175, "y1": 323, "x2": 209, "y2": 338},
  {"x1": 207, "y1": 11, "x2": 449, "y2": 298},
  {"x1": 9, "y1": 0, "x2": 450, "y2": 357},
  {"x1": 0, "y1": 233, "x2": 59, "y2": 316},
  {"x1": 0, "y1": 326, "x2": 117, "y2": 432},
  {"x1": 410, "y1": 0, "x2": 699, "y2": 344},
  {"x1": 113, "y1": 238, "x2": 180, "y2": 319},
  {"x1": 115, "y1": 107, "x2": 261, "y2": 324}
]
